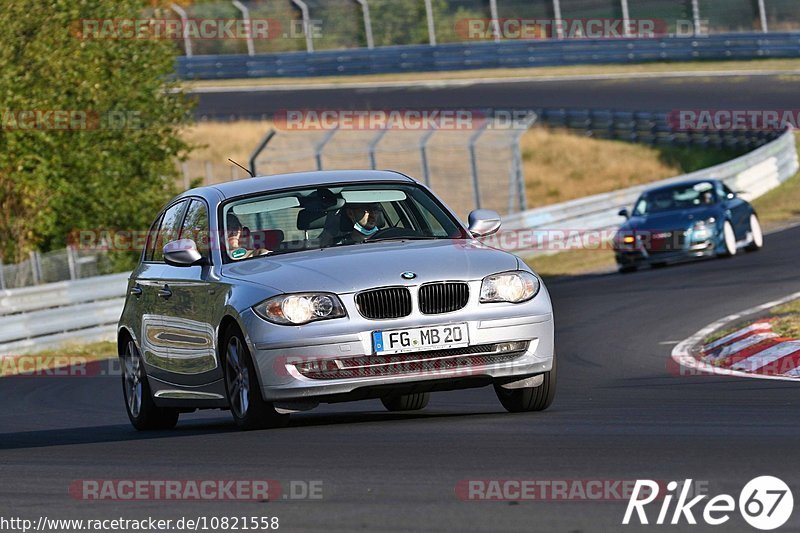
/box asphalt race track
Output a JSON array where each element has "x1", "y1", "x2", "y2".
[
  {"x1": 2, "y1": 224, "x2": 800, "y2": 532},
  {"x1": 193, "y1": 73, "x2": 800, "y2": 120}
]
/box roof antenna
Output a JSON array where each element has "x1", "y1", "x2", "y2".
[{"x1": 228, "y1": 158, "x2": 255, "y2": 178}]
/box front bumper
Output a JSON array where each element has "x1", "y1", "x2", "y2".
[
  {"x1": 615, "y1": 239, "x2": 716, "y2": 267},
  {"x1": 240, "y1": 282, "x2": 555, "y2": 402}
]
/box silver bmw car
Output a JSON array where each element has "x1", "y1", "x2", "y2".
[{"x1": 118, "y1": 170, "x2": 555, "y2": 430}]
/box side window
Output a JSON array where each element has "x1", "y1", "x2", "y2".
[
  {"x1": 721, "y1": 183, "x2": 734, "y2": 199},
  {"x1": 152, "y1": 201, "x2": 188, "y2": 263},
  {"x1": 180, "y1": 200, "x2": 210, "y2": 259},
  {"x1": 144, "y1": 213, "x2": 163, "y2": 262}
]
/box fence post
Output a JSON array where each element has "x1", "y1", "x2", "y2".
[
  {"x1": 489, "y1": 0, "x2": 501, "y2": 42},
  {"x1": 291, "y1": 0, "x2": 315, "y2": 52},
  {"x1": 552, "y1": 0, "x2": 564, "y2": 39},
  {"x1": 232, "y1": 0, "x2": 256, "y2": 56},
  {"x1": 419, "y1": 127, "x2": 437, "y2": 188},
  {"x1": 368, "y1": 127, "x2": 390, "y2": 169},
  {"x1": 181, "y1": 162, "x2": 190, "y2": 190},
  {"x1": 691, "y1": 0, "x2": 702, "y2": 36},
  {"x1": 469, "y1": 121, "x2": 490, "y2": 210},
  {"x1": 314, "y1": 127, "x2": 339, "y2": 170},
  {"x1": 510, "y1": 113, "x2": 538, "y2": 213},
  {"x1": 757, "y1": 0, "x2": 768, "y2": 33},
  {"x1": 620, "y1": 0, "x2": 631, "y2": 37},
  {"x1": 0, "y1": 257, "x2": 5, "y2": 290},
  {"x1": 249, "y1": 128, "x2": 277, "y2": 176},
  {"x1": 170, "y1": 3, "x2": 193, "y2": 57},
  {"x1": 66, "y1": 246, "x2": 77, "y2": 281},
  {"x1": 355, "y1": 0, "x2": 375, "y2": 49},
  {"x1": 30, "y1": 250, "x2": 40, "y2": 285},
  {"x1": 424, "y1": 0, "x2": 437, "y2": 46},
  {"x1": 204, "y1": 161, "x2": 214, "y2": 185}
]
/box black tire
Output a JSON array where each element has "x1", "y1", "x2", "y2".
[
  {"x1": 222, "y1": 325, "x2": 289, "y2": 430},
  {"x1": 618, "y1": 265, "x2": 638, "y2": 274},
  {"x1": 381, "y1": 392, "x2": 430, "y2": 412},
  {"x1": 121, "y1": 340, "x2": 179, "y2": 431},
  {"x1": 494, "y1": 353, "x2": 557, "y2": 413},
  {"x1": 651, "y1": 262, "x2": 667, "y2": 269}
]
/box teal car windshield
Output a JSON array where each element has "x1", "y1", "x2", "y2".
[
  {"x1": 221, "y1": 183, "x2": 467, "y2": 262},
  {"x1": 633, "y1": 182, "x2": 717, "y2": 216}
]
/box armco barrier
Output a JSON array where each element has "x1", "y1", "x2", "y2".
[
  {"x1": 176, "y1": 33, "x2": 800, "y2": 80},
  {"x1": 0, "y1": 273, "x2": 129, "y2": 354},
  {"x1": 503, "y1": 129, "x2": 799, "y2": 253},
  {"x1": 0, "y1": 132, "x2": 796, "y2": 354}
]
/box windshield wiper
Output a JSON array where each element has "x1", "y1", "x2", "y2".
[{"x1": 363, "y1": 235, "x2": 447, "y2": 244}]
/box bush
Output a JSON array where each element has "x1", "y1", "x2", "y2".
[{"x1": 0, "y1": 0, "x2": 192, "y2": 266}]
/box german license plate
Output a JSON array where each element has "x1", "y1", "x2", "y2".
[{"x1": 372, "y1": 323, "x2": 469, "y2": 355}]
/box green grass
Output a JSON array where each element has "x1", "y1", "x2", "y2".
[
  {"x1": 657, "y1": 145, "x2": 746, "y2": 174},
  {"x1": 772, "y1": 300, "x2": 800, "y2": 339},
  {"x1": 524, "y1": 248, "x2": 616, "y2": 279},
  {"x1": 702, "y1": 300, "x2": 800, "y2": 346}
]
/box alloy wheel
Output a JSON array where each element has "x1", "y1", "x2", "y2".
[{"x1": 225, "y1": 336, "x2": 251, "y2": 418}]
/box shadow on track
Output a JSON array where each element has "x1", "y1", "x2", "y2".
[{"x1": 0, "y1": 409, "x2": 508, "y2": 451}]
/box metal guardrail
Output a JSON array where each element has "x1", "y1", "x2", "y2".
[
  {"x1": 176, "y1": 33, "x2": 800, "y2": 80},
  {"x1": 502, "y1": 129, "x2": 799, "y2": 253},
  {"x1": 0, "y1": 273, "x2": 130, "y2": 354}
]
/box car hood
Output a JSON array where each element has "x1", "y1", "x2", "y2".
[
  {"x1": 221, "y1": 239, "x2": 519, "y2": 294},
  {"x1": 620, "y1": 207, "x2": 720, "y2": 231}
]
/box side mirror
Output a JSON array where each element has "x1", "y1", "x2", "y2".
[
  {"x1": 164, "y1": 239, "x2": 205, "y2": 267},
  {"x1": 618, "y1": 208, "x2": 630, "y2": 219},
  {"x1": 468, "y1": 209, "x2": 501, "y2": 238}
]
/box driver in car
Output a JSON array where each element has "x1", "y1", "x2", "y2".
[
  {"x1": 319, "y1": 203, "x2": 384, "y2": 247},
  {"x1": 226, "y1": 212, "x2": 272, "y2": 260}
]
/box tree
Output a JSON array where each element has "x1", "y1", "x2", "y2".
[{"x1": 0, "y1": 0, "x2": 192, "y2": 268}]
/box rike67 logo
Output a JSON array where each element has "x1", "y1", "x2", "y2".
[{"x1": 623, "y1": 477, "x2": 793, "y2": 530}]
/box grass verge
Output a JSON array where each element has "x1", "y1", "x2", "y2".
[
  {"x1": 702, "y1": 299, "x2": 800, "y2": 346},
  {"x1": 752, "y1": 134, "x2": 800, "y2": 230},
  {"x1": 0, "y1": 341, "x2": 117, "y2": 378},
  {"x1": 772, "y1": 300, "x2": 800, "y2": 339},
  {"x1": 182, "y1": 58, "x2": 800, "y2": 89}
]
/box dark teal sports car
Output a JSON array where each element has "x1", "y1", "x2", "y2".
[{"x1": 614, "y1": 179, "x2": 763, "y2": 273}]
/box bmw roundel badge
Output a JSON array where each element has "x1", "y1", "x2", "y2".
[{"x1": 401, "y1": 272, "x2": 417, "y2": 280}]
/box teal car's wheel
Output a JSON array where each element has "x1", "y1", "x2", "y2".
[
  {"x1": 745, "y1": 214, "x2": 764, "y2": 252},
  {"x1": 718, "y1": 220, "x2": 737, "y2": 258},
  {"x1": 121, "y1": 340, "x2": 179, "y2": 431}
]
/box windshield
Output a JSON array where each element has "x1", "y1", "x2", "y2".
[
  {"x1": 221, "y1": 183, "x2": 467, "y2": 261},
  {"x1": 633, "y1": 182, "x2": 717, "y2": 216}
]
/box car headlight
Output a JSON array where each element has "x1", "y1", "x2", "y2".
[
  {"x1": 480, "y1": 271, "x2": 540, "y2": 303},
  {"x1": 691, "y1": 218, "x2": 716, "y2": 241},
  {"x1": 253, "y1": 293, "x2": 347, "y2": 325}
]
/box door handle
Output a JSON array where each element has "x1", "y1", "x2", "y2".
[
  {"x1": 158, "y1": 286, "x2": 173, "y2": 299},
  {"x1": 130, "y1": 285, "x2": 143, "y2": 297}
]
